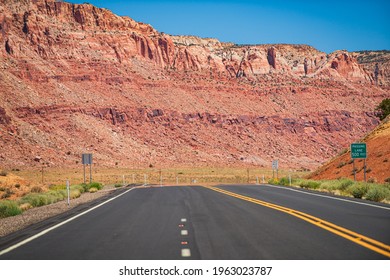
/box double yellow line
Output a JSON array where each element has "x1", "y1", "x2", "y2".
[{"x1": 203, "y1": 186, "x2": 390, "y2": 258}]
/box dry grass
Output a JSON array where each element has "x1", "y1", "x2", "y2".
[
  {"x1": 10, "y1": 166, "x2": 308, "y2": 187},
  {"x1": 0, "y1": 166, "x2": 308, "y2": 201}
]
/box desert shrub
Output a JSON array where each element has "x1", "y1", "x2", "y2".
[
  {"x1": 1, "y1": 193, "x2": 10, "y2": 199},
  {"x1": 299, "y1": 180, "x2": 321, "y2": 189},
  {"x1": 338, "y1": 178, "x2": 354, "y2": 191},
  {"x1": 0, "y1": 200, "x2": 22, "y2": 218},
  {"x1": 278, "y1": 177, "x2": 290, "y2": 186},
  {"x1": 89, "y1": 187, "x2": 98, "y2": 193},
  {"x1": 81, "y1": 182, "x2": 103, "y2": 192},
  {"x1": 20, "y1": 193, "x2": 49, "y2": 207},
  {"x1": 348, "y1": 182, "x2": 369, "y2": 199},
  {"x1": 30, "y1": 186, "x2": 43, "y2": 193},
  {"x1": 376, "y1": 98, "x2": 390, "y2": 120},
  {"x1": 87, "y1": 182, "x2": 103, "y2": 191},
  {"x1": 49, "y1": 185, "x2": 66, "y2": 191},
  {"x1": 365, "y1": 185, "x2": 390, "y2": 202},
  {"x1": 19, "y1": 203, "x2": 32, "y2": 211},
  {"x1": 114, "y1": 183, "x2": 122, "y2": 188},
  {"x1": 337, "y1": 162, "x2": 346, "y2": 168},
  {"x1": 17, "y1": 184, "x2": 87, "y2": 209},
  {"x1": 319, "y1": 180, "x2": 340, "y2": 192},
  {"x1": 15, "y1": 183, "x2": 21, "y2": 189},
  {"x1": 268, "y1": 178, "x2": 279, "y2": 185},
  {"x1": 71, "y1": 184, "x2": 86, "y2": 194},
  {"x1": 70, "y1": 189, "x2": 81, "y2": 199},
  {"x1": 384, "y1": 177, "x2": 390, "y2": 183},
  {"x1": 1, "y1": 188, "x2": 14, "y2": 199},
  {"x1": 0, "y1": 171, "x2": 8, "y2": 176}
]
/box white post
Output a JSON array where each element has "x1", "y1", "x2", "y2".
[
  {"x1": 262, "y1": 175, "x2": 265, "y2": 184},
  {"x1": 66, "y1": 180, "x2": 70, "y2": 206},
  {"x1": 122, "y1": 175, "x2": 125, "y2": 186},
  {"x1": 176, "y1": 176, "x2": 179, "y2": 185},
  {"x1": 289, "y1": 174, "x2": 291, "y2": 186},
  {"x1": 144, "y1": 174, "x2": 147, "y2": 185},
  {"x1": 132, "y1": 174, "x2": 135, "y2": 184},
  {"x1": 256, "y1": 176, "x2": 259, "y2": 185},
  {"x1": 160, "y1": 173, "x2": 162, "y2": 187}
]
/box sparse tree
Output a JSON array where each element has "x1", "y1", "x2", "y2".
[{"x1": 376, "y1": 98, "x2": 390, "y2": 120}]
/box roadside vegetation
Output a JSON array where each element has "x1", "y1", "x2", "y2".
[
  {"x1": 376, "y1": 98, "x2": 390, "y2": 121},
  {"x1": 0, "y1": 182, "x2": 103, "y2": 219},
  {"x1": 268, "y1": 177, "x2": 390, "y2": 203}
]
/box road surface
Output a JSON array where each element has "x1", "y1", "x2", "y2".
[{"x1": 0, "y1": 184, "x2": 389, "y2": 259}]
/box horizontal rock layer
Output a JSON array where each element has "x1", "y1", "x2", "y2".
[{"x1": 0, "y1": 0, "x2": 389, "y2": 170}]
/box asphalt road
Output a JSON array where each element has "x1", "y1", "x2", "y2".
[{"x1": 0, "y1": 184, "x2": 389, "y2": 260}]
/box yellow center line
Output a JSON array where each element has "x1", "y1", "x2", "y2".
[{"x1": 203, "y1": 186, "x2": 390, "y2": 258}]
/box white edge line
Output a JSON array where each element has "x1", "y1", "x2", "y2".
[
  {"x1": 264, "y1": 184, "x2": 390, "y2": 211},
  {"x1": 0, "y1": 187, "x2": 135, "y2": 257}
]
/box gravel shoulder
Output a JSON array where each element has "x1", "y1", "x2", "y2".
[{"x1": 0, "y1": 186, "x2": 118, "y2": 238}]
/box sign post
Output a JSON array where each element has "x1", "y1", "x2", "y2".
[
  {"x1": 350, "y1": 143, "x2": 367, "y2": 181},
  {"x1": 82, "y1": 153, "x2": 93, "y2": 184},
  {"x1": 272, "y1": 160, "x2": 279, "y2": 179},
  {"x1": 66, "y1": 180, "x2": 70, "y2": 206}
]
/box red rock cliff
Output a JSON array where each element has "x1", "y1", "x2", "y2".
[{"x1": 0, "y1": 0, "x2": 388, "y2": 170}]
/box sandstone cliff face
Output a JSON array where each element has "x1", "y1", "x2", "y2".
[
  {"x1": 352, "y1": 50, "x2": 390, "y2": 87},
  {"x1": 0, "y1": 0, "x2": 389, "y2": 170}
]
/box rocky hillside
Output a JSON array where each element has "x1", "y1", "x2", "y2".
[
  {"x1": 352, "y1": 50, "x2": 390, "y2": 86},
  {"x1": 0, "y1": 0, "x2": 389, "y2": 170},
  {"x1": 309, "y1": 117, "x2": 390, "y2": 183}
]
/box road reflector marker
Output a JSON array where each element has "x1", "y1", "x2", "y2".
[
  {"x1": 181, "y1": 230, "x2": 188, "y2": 236},
  {"x1": 181, "y1": 248, "x2": 191, "y2": 257},
  {"x1": 178, "y1": 224, "x2": 184, "y2": 228},
  {"x1": 181, "y1": 218, "x2": 187, "y2": 223},
  {"x1": 181, "y1": 241, "x2": 188, "y2": 245}
]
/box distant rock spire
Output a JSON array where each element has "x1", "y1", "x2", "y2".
[
  {"x1": 304, "y1": 58, "x2": 308, "y2": 76},
  {"x1": 374, "y1": 63, "x2": 379, "y2": 85}
]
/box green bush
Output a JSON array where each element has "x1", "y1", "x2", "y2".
[
  {"x1": 268, "y1": 178, "x2": 279, "y2": 185},
  {"x1": 348, "y1": 182, "x2": 369, "y2": 199},
  {"x1": 278, "y1": 177, "x2": 290, "y2": 186},
  {"x1": 365, "y1": 185, "x2": 390, "y2": 202},
  {"x1": 0, "y1": 200, "x2": 22, "y2": 218},
  {"x1": 114, "y1": 183, "x2": 122, "y2": 188},
  {"x1": 88, "y1": 182, "x2": 103, "y2": 190},
  {"x1": 82, "y1": 182, "x2": 103, "y2": 192},
  {"x1": 376, "y1": 98, "x2": 390, "y2": 120},
  {"x1": 70, "y1": 189, "x2": 81, "y2": 199},
  {"x1": 19, "y1": 192, "x2": 64, "y2": 207},
  {"x1": 299, "y1": 180, "x2": 321, "y2": 189},
  {"x1": 71, "y1": 184, "x2": 86, "y2": 194},
  {"x1": 319, "y1": 180, "x2": 339, "y2": 192},
  {"x1": 338, "y1": 178, "x2": 354, "y2": 191}
]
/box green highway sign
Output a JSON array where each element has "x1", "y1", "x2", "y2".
[{"x1": 351, "y1": 143, "x2": 367, "y2": 159}]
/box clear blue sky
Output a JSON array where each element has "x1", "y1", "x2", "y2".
[{"x1": 68, "y1": 0, "x2": 389, "y2": 53}]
